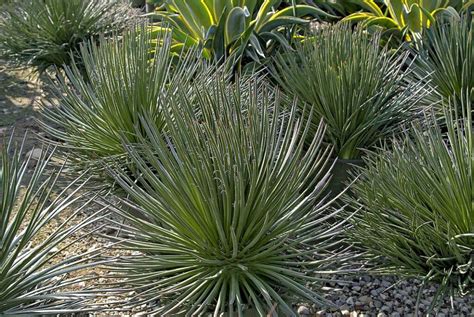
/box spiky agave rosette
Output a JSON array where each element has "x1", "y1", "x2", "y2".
[
  {"x1": 103, "y1": 73, "x2": 358, "y2": 316},
  {"x1": 0, "y1": 0, "x2": 135, "y2": 73},
  {"x1": 0, "y1": 133, "x2": 107, "y2": 315},
  {"x1": 345, "y1": 95, "x2": 473, "y2": 312},
  {"x1": 40, "y1": 23, "x2": 213, "y2": 180}
]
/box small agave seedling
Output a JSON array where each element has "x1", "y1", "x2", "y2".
[
  {"x1": 0, "y1": 133, "x2": 104, "y2": 315},
  {"x1": 105, "y1": 73, "x2": 357, "y2": 315}
]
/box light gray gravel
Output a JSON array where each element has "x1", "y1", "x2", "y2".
[{"x1": 299, "y1": 275, "x2": 473, "y2": 316}]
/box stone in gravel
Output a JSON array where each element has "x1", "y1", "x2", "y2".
[
  {"x1": 376, "y1": 313, "x2": 387, "y2": 317},
  {"x1": 358, "y1": 296, "x2": 372, "y2": 304},
  {"x1": 373, "y1": 300, "x2": 382, "y2": 308},
  {"x1": 381, "y1": 305, "x2": 391, "y2": 312},
  {"x1": 346, "y1": 297, "x2": 354, "y2": 305},
  {"x1": 391, "y1": 312, "x2": 401, "y2": 317},
  {"x1": 297, "y1": 306, "x2": 310, "y2": 316},
  {"x1": 381, "y1": 280, "x2": 392, "y2": 288},
  {"x1": 48, "y1": 247, "x2": 59, "y2": 254},
  {"x1": 371, "y1": 289, "x2": 380, "y2": 297},
  {"x1": 361, "y1": 276, "x2": 372, "y2": 282},
  {"x1": 352, "y1": 285, "x2": 361, "y2": 292}
]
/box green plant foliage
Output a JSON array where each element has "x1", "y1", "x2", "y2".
[
  {"x1": 0, "y1": 0, "x2": 133, "y2": 73},
  {"x1": 412, "y1": 14, "x2": 473, "y2": 107},
  {"x1": 0, "y1": 134, "x2": 103, "y2": 314},
  {"x1": 272, "y1": 24, "x2": 424, "y2": 159},
  {"x1": 345, "y1": 97, "x2": 473, "y2": 311},
  {"x1": 105, "y1": 74, "x2": 356, "y2": 316},
  {"x1": 299, "y1": 0, "x2": 385, "y2": 16},
  {"x1": 41, "y1": 24, "x2": 205, "y2": 170},
  {"x1": 343, "y1": 0, "x2": 473, "y2": 41},
  {"x1": 149, "y1": 0, "x2": 335, "y2": 69}
]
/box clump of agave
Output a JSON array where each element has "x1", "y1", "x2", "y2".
[
  {"x1": 345, "y1": 96, "x2": 473, "y2": 311},
  {"x1": 0, "y1": 134, "x2": 103, "y2": 314},
  {"x1": 41, "y1": 23, "x2": 206, "y2": 171},
  {"x1": 0, "y1": 0, "x2": 134, "y2": 73},
  {"x1": 104, "y1": 73, "x2": 356, "y2": 315},
  {"x1": 272, "y1": 23, "x2": 425, "y2": 159},
  {"x1": 413, "y1": 14, "x2": 473, "y2": 109}
]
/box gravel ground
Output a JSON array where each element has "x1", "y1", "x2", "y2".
[{"x1": 298, "y1": 275, "x2": 473, "y2": 316}]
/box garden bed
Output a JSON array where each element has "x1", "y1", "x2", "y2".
[{"x1": 0, "y1": 55, "x2": 471, "y2": 317}]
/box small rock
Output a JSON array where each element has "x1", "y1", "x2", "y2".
[
  {"x1": 373, "y1": 300, "x2": 382, "y2": 308},
  {"x1": 346, "y1": 297, "x2": 354, "y2": 306},
  {"x1": 358, "y1": 296, "x2": 372, "y2": 304},
  {"x1": 371, "y1": 289, "x2": 380, "y2": 297},
  {"x1": 377, "y1": 313, "x2": 386, "y2": 317},
  {"x1": 381, "y1": 305, "x2": 391, "y2": 312},
  {"x1": 297, "y1": 306, "x2": 310, "y2": 316},
  {"x1": 27, "y1": 148, "x2": 43, "y2": 160}
]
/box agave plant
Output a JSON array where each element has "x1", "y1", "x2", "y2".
[
  {"x1": 41, "y1": 23, "x2": 205, "y2": 170},
  {"x1": 343, "y1": 0, "x2": 473, "y2": 41},
  {"x1": 104, "y1": 73, "x2": 356, "y2": 315},
  {"x1": 149, "y1": 0, "x2": 335, "y2": 69},
  {"x1": 0, "y1": 0, "x2": 133, "y2": 73},
  {"x1": 412, "y1": 14, "x2": 473, "y2": 107},
  {"x1": 0, "y1": 134, "x2": 103, "y2": 314},
  {"x1": 299, "y1": 0, "x2": 385, "y2": 16},
  {"x1": 272, "y1": 23, "x2": 424, "y2": 159},
  {"x1": 345, "y1": 96, "x2": 473, "y2": 311}
]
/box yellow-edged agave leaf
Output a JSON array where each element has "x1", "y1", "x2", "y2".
[
  {"x1": 403, "y1": 4, "x2": 423, "y2": 33},
  {"x1": 225, "y1": 7, "x2": 250, "y2": 43},
  {"x1": 269, "y1": 4, "x2": 336, "y2": 22},
  {"x1": 344, "y1": 0, "x2": 469, "y2": 41},
  {"x1": 151, "y1": 0, "x2": 333, "y2": 68}
]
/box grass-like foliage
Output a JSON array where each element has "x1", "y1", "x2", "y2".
[
  {"x1": 0, "y1": 0, "x2": 132, "y2": 73},
  {"x1": 272, "y1": 24, "x2": 424, "y2": 159},
  {"x1": 346, "y1": 97, "x2": 473, "y2": 311},
  {"x1": 0, "y1": 134, "x2": 103, "y2": 314},
  {"x1": 413, "y1": 14, "x2": 473, "y2": 107},
  {"x1": 42, "y1": 24, "x2": 203, "y2": 168},
  {"x1": 106, "y1": 75, "x2": 355, "y2": 316}
]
